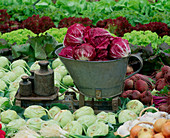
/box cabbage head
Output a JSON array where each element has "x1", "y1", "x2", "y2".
[
  {"x1": 24, "y1": 105, "x2": 47, "y2": 118},
  {"x1": 39, "y1": 121, "x2": 67, "y2": 138},
  {"x1": 52, "y1": 58, "x2": 63, "y2": 69},
  {"x1": 26, "y1": 118, "x2": 44, "y2": 132},
  {"x1": 97, "y1": 111, "x2": 116, "y2": 124},
  {"x1": 0, "y1": 110, "x2": 19, "y2": 124},
  {"x1": 62, "y1": 75, "x2": 74, "y2": 86},
  {"x1": 54, "y1": 110, "x2": 74, "y2": 127},
  {"x1": 54, "y1": 65, "x2": 68, "y2": 78},
  {"x1": 6, "y1": 118, "x2": 26, "y2": 136},
  {"x1": 126, "y1": 100, "x2": 144, "y2": 115},
  {"x1": 77, "y1": 115, "x2": 97, "y2": 129},
  {"x1": 63, "y1": 121, "x2": 82, "y2": 135},
  {"x1": 87, "y1": 122, "x2": 109, "y2": 137},
  {"x1": 118, "y1": 109, "x2": 137, "y2": 123},
  {"x1": 73, "y1": 106, "x2": 94, "y2": 120},
  {"x1": 48, "y1": 106, "x2": 61, "y2": 118},
  {"x1": 41, "y1": 120, "x2": 59, "y2": 128}
]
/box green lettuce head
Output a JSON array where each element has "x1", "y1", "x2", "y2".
[
  {"x1": 48, "y1": 106, "x2": 61, "y2": 118},
  {"x1": 77, "y1": 115, "x2": 97, "y2": 129},
  {"x1": 24, "y1": 105, "x2": 47, "y2": 118},
  {"x1": 73, "y1": 106, "x2": 94, "y2": 120},
  {"x1": 26, "y1": 118, "x2": 44, "y2": 132},
  {"x1": 0, "y1": 110, "x2": 19, "y2": 124},
  {"x1": 87, "y1": 122, "x2": 109, "y2": 137},
  {"x1": 126, "y1": 100, "x2": 144, "y2": 115},
  {"x1": 54, "y1": 110, "x2": 74, "y2": 127},
  {"x1": 118, "y1": 109, "x2": 137, "y2": 123},
  {"x1": 63, "y1": 121, "x2": 82, "y2": 135}
]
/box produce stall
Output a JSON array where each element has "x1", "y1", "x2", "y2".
[{"x1": 0, "y1": 0, "x2": 170, "y2": 138}]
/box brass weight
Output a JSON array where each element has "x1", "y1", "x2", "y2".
[{"x1": 34, "y1": 61, "x2": 55, "y2": 96}]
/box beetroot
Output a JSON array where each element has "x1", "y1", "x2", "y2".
[
  {"x1": 135, "y1": 79, "x2": 148, "y2": 93},
  {"x1": 164, "y1": 71, "x2": 170, "y2": 84},
  {"x1": 121, "y1": 90, "x2": 133, "y2": 98},
  {"x1": 140, "y1": 91, "x2": 153, "y2": 105},
  {"x1": 155, "y1": 71, "x2": 163, "y2": 80},
  {"x1": 129, "y1": 90, "x2": 141, "y2": 100},
  {"x1": 158, "y1": 104, "x2": 170, "y2": 114},
  {"x1": 124, "y1": 79, "x2": 134, "y2": 90},
  {"x1": 161, "y1": 65, "x2": 170, "y2": 75},
  {"x1": 156, "y1": 78, "x2": 167, "y2": 91}
]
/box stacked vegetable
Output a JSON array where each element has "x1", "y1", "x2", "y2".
[{"x1": 59, "y1": 23, "x2": 131, "y2": 61}]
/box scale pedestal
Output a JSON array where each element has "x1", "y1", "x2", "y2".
[{"x1": 15, "y1": 89, "x2": 121, "y2": 113}]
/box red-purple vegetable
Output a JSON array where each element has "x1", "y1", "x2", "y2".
[
  {"x1": 58, "y1": 46, "x2": 73, "y2": 59},
  {"x1": 109, "y1": 37, "x2": 131, "y2": 59},
  {"x1": 140, "y1": 90, "x2": 153, "y2": 105},
  {"x1": 83, "y1": 27, "x2": 112, "y2": 49},
  {"x1": 73, "y1": 43, "x2": 96, "y2": 61},
  {"x1": 64, "y1": 23, "x2": 85, "y2": 47}
]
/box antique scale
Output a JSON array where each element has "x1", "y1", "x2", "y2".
[{"x1": 16, "y1": 47, "x2": 143, "y2": 113}]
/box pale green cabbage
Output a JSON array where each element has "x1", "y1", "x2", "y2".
[
  {"x1": 97, "y1": 111, "x2": 116, "y2": 124},
  {"x1": 6, "y1": 118, "x2": 26, "y2": 136},
  {"x1": 63, "y1": 121, "x2": 82, "y2": 135},
  {"x1": 126, "y1": 100, "x2": 144, "y2": 115},
  {"x1": 62, "y1": 75, "x2": 74, "y2": 86},
  {"x1": 118, "y1": 109, "x2": 138, "y2": 123},
  {"x1": 0, "y1": 110, "x2": 19, "y2": 124},
  {"x1": 52, "y1": 58, "x2": 63, "y2": 69},
  {"x1": 54, "y1": 110, "x2": 74, "y2": 127},
  {"x1": 73, "y1": 106, "x2": 94, "y2": 120},
  {"x1": 26, "y1": 118, "x2": 44, "y2": 132},
  {"x1": 77, "y1": 115, "x2": 97, "y2": 129},
  {"x1": 48, "y1": 106, "x2": 61, "y2": 118},
  {"x1": 87, "y1": 122, "x2": 109, "y2": 137},
  {"x1": 24, "y1": 105, "x2": 47, "y2": 118}
]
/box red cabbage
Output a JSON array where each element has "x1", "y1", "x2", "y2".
[
  {"x1": 109, "y1": 37, "x2": 131, "y2": 59},
  {"x1": 83, "y1": 27, "x2": 112, "y2": 50},
  {"x1": 64, "y1": 23, "x2": 86, "y2": 47},
  {"x1": 58, "y1": 46, "x2": 73, "y2": 59},
  {"x1": 73, "y1": 43, "x2": 96, "y2": 61},
  {"x1": 95, "y1": 49, "x2": 108, "y2": 60}
]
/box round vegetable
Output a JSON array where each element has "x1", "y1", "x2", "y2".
[
  {"x1": 0, "y1": 97, "x2": 8, "y2": 106},
  {"x1": 73, "y1": 106, "x2": 94, "y2": 120},
  {"x1": 26, "y1": 118, "x2": 44, "y2": 132},
  {"x1": 0, "y1": 56, "x2": 10, "y2": 68},
  {"x1": 161, "y1": 122, "x2": 170, "y2": 137},
  {"x1": 24, "y1": 105, "x2": 47, "y2": 118},
  {"x1": 77, "y1": 115, "x2": 97, "y2": 129},
  {"x1": 118, "y1": 109, "x2": 137, "y2": 123},
  {"x1": 54, "y1": 65, "x2": 68, "y2": 78},
  {"x1": 52, "y1": 58, "x2": 63, "y2": 69},
  {"x1": 12, "y1": 66, "x2": 25, "y2": 77},
  {"x1": 63, "y1": 121, "x2": 83, "y2": 135},
  {"x1": 126, "y1": 100, "x2": 144, "y2": 115},
  {"x1": 6, "y1": 118, "x2": 26, "y2": 134},
  {"x1": 54, "y1": 110, "x2": 74, "y2": 128},
  {"x1": 11, "y1": 59, "x2": 27, "y2": 69},
  {"x1": 48, "y1": 106, "x2": 61, "y2": 118},
  {"x1": 0, "y1": 110, "x2": 19, "y2": 124},
  {"x1": 154, "y1": 118, "x2": 167, "y2": 133},
  {"x1": 87, "y1": 122, "x2": 109, "y2": 137},
  {"x1": 62, "y1": 75, "x2": 74, "y2": 86}
]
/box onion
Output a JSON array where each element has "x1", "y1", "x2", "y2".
[
  {"x1": 161, "y1": 122, "x2": 170, "y2": 137},
  {"x1": 154, "y1": 118, "x2": 167, "y2": 133},
  {"x1": 130, "y1": 125, "x2": 143, "y2": 138},
  {"x1": 153, "y1": 133, "x2": 165, "y2": 138},
  {"x1": 138, "y1": 128, "x2": 154, "y2": 138}
]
